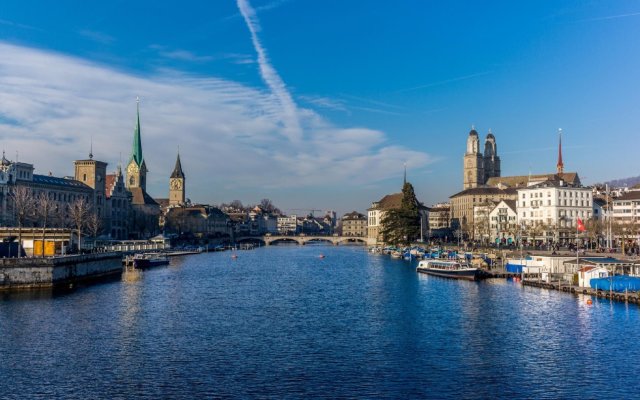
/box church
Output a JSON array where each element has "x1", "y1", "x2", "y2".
[
  {"x1": 451, "y1": 127, "x2": 581, "y2": 234},
  {"x1": 125, "y1": 99, "x2": 161, "y2": 239}
]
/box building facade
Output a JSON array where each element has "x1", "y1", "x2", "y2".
[
  {"x1": 277, "y1": 214, "x2": 298, "y2": 235},
  {"x1": 164, "y1": 205, "x2": 231, "y2": 239},
  {"x1": 105, "y1": 166, "x2": 130, "y2": 239},
  {"x1": 368, "y1": 190, "x2": 428, "y2": 244},
  {"x1": 488, "y1": 200, "x2": 518, "y2": 245},
  {"x1": 450, "y1": 186, "x2": 518, "y2": 237},
  {"x1": 517, "y1": 179, "x2": 592, "y2": 243},
  {"x1": 341, "y1": 211, "x2": 367, "y2": 237}
]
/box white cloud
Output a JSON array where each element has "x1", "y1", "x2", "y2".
[
  {"x1": 237, "y1": 0, "x2": 302, "y2": 142},
  {"x1": 0, "y1": 41, "x2": 434, "y2": 205}
]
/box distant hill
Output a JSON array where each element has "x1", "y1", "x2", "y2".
[{"x1": 603, "y1": 175, "x2": 640, "y2": 189}]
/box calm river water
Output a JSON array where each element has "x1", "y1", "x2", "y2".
[{"x1": 1, "y1": 245, "x2": 639, "y2": 399}]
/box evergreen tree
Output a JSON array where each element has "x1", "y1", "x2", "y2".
[{"x1": 380, "y1": 182, "x2": 422, "y2": 246}]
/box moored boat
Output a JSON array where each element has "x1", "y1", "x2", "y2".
[
  {"x1": 416, "y1": 259, "x2": 481, "y2": 281},
  {"x1": 124, "y1": 253, "x2": 170, "y2": 269}
]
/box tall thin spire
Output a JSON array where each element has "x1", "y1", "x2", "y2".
[
  {"x1": 557, "y1": 128, "x2": 564, "y2": 175},
  {"x1": 131, "y1": 97, "x2": 143, "y2": 166},
  {"x1": 171, "y1": 149, "x2": 185, "y2": 179},
  {"x1": 89, "y1": 136, "x2": 93, "y2": 159}
]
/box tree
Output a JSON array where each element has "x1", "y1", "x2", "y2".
[
  {"x1": 380, "y1": 182, "x2": 421, "y2": 246},
  {"x1": 9, "y1": 185, "x2": 35, "y2": 257},
  {"x1": 585, "y1": 219, "x2": 604, "y2": 249},
  {"x1": 68, "y1": 197, "x2": 90, "y2": 253},
  {"x1": 258, "y1": 198, "x2": 282, "y2": 215},
  {"x1": 36, "y1": 191, "x2": 56, "y2": 258},
  {"x1": 87, "y1": 210, "x2": 103, "y2": 251},
  {"x1": 230, "y1": 200, "x2": 244, "y2": 210}
]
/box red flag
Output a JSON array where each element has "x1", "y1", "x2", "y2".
[{"x1": 577, "y1": 218, "x2": 586, "y2": 232}]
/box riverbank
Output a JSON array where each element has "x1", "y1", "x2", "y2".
[{"x1": 0, "y1": 253, "x2": 122, "y2": 290}]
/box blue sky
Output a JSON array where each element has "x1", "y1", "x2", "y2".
[{"x1": 1, "y1": 0, "x2": 639, "y2": 215}]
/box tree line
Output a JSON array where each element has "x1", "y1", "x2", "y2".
[{"x1": 8, "y1": 186, "x2": 102, "y2": 257}]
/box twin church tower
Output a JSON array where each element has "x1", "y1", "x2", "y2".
[
  {"x1": 463, "y1": 127, "x2": 501, "y2": 189},
  {"x1": 125, "y1": 99, "x2": 185, "y2": 206}
]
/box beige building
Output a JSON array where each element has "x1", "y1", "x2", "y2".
[
  {"x1": 164, "y1": 205, "x2": 231, "y2": 239},
  {"x1": 341, "y1": 211, "x2": 367, "y2": 237},
  {"x1": 450, "y1": 186, "x2": 518, "y2": 237}
]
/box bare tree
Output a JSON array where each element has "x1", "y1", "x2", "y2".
[
  {"x1": 87, "y1": 210, "x2": 103, "y2": 252},
  {"x1": 9, "y1": 185, "x2": 35, "y2": 257},
  {"x1": 36, "y1": 191, "x2": 56, "y2": 258},
  {"x1": 229, "y1": 199, "x2": 244, "y2": 211},
  {"x1": 68, "y1": 197, "x2": 90, "y2": 253}
]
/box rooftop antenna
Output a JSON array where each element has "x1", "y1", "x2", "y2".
[{"x1": 89, "y1": 136, "x2": 94, "y2": 159}]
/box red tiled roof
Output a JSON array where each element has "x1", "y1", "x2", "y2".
[{"x1": 105, "y1": 174, "x2": 116, "y2": 199}]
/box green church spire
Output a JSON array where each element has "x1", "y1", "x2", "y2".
[{"x1": 131, "y1": 97, "x2": 144, "y2": 167}]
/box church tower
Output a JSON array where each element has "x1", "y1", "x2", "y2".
[
  {"x1": 483, "y1": 130, "x2": 501, "y2": 182},
  {"x1": 169, "y1": 151, "x2": 185, "y2": 206},
  {"x1": 463, "y1": 127, "x2": 484, "y2": 189},
  {"x1": 74, "y1": 143, "x2": 108, "y2": 219},
  {"x1": 126, "y1": 98, "x2": 148, "y2": 191}
]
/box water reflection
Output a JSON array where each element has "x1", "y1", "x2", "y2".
[{"x1": 1, "y1": 246, "x2": 639, "y2": 399}]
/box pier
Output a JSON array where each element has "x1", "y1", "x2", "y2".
[{"x1": 522, "y1": 279, "x2": 640, "y2": 304}]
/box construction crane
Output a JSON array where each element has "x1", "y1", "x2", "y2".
[{"x1": 289, "y1": 208, "x2": 322, "y2": 217}]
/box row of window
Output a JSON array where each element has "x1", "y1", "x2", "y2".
[
  {"x1": 522, "y1": 199, "x2": 591, "y2": 207},
  {"x1": 521, "y1": 190, "x2": 591, "y2": 199}
]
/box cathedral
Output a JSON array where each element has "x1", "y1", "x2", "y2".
[{"x1": 463, "y1": 127, "x2": 501, "y2": 189}]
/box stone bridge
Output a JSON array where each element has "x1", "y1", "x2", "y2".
[{"x1": 235, "y1": 235, "x2": 375, "y2": 246}]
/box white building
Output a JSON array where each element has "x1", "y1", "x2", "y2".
[
  {"x1": 611, "y1": 189, "x2": 640, "y2": 224},
  {"x1": 517, "y1": 179, "x2": 592, "y2": 243},
  {"x1": 488, "y1": 200, "x2": 518, "y2": 245},
  {"x1": 277, "y1": 214, "x2": 298, "y2": 234},
  {"x1": 577, "y1": 266, "x2": 609, "y2": 288}
]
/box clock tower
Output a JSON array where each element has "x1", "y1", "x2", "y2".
[
  {"x1": 169, "y1": 151, "x2": 185, "y2": 206},
  {"x1": 74, "y1": 149, "x2": 108, "y2": 219}
]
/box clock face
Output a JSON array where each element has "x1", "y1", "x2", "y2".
[{"x1": 171, "y1": 179, "x2": 182, "y2": 190}]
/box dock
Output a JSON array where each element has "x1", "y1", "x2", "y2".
[{"x1": 521, "y1": 279, "x2": 640, "y2": 304}]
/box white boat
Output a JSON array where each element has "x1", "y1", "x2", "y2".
[{"x1": 416, "y1": 259, "x2": 482, "y2": 281}]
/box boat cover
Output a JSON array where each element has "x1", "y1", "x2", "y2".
[{"x1": 590, "y1": 276, "x2": 640, "y2": 292}]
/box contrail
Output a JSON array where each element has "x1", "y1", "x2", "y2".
[
  {"x1": 577, "y1": 11, "x2": 640, "y2": 22},
  {"x1": 237, "y1": 0, "x2": 302, "y2": 141},
  {"x1": 394, "y1": 71, "x2": 493, "y2": 93}
]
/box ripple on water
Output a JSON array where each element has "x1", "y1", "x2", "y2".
[{"x1": 1, "y1": 246, "x2": 639, "y2": 399}]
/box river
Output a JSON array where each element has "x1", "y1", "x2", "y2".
[{"x1": 1, "y1": 245, "x2": 639, "y2": 399}]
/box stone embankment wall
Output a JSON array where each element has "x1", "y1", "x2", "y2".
[{"x1": 0, "y1": 253, "x2": 122, "y2": 290}]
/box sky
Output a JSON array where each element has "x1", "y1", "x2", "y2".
[{"x1": 0, "y1": 0, "x2": 639, "y2": 216}]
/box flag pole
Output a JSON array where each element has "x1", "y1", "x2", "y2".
[{"x1": 576, "y1": 219, "x2": 579, "y2": 280}]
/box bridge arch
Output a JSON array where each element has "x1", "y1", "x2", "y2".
[
  {"x1": 335, "y1": 237, "x2": 368, "y2": 245},
  {"x1": 304, "y1": 238, "x2": 335, "y2": 245},
  {"x1": 267, "y1": 237, "x2": 303, "y2": 246},
  {"x1": 236, "y1": 237, "x2": 266, "y2": 246}
]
